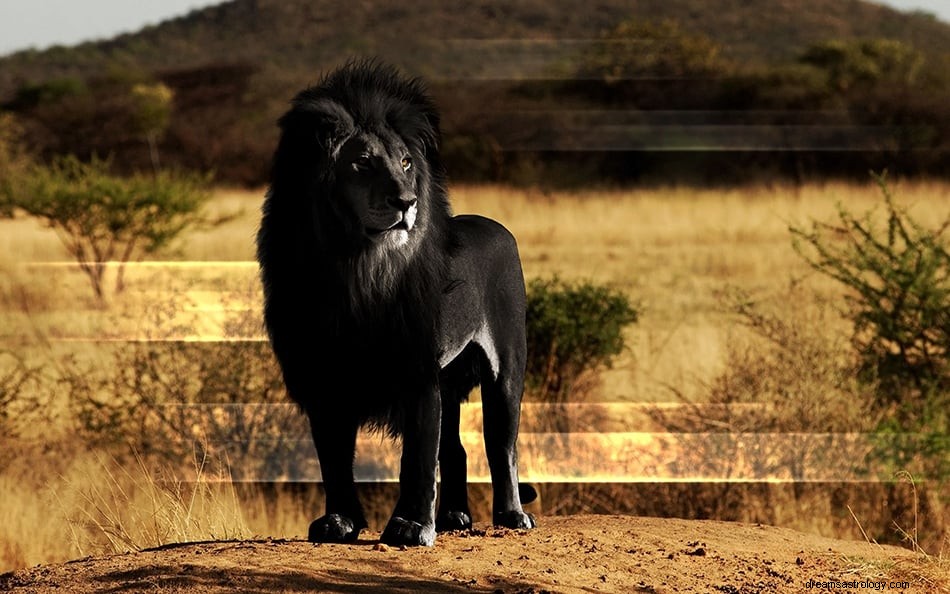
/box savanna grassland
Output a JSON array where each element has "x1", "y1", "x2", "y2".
[{"x1": 1, "y1": 181, "x2": 948, "y2": 575}]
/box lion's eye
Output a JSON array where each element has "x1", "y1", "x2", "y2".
[
  {"x1": 352, "y1": 156, "x2": 371, "y2": 172},
  {"x1": 401, "y1": 156, "x2": 412, "y2": 172}
]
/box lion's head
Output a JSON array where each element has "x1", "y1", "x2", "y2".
[
  {"x1": 332, "y1": 125, "x2": 423, "y2": 251},
  {"x1": 260, "y1": 61, "x2": 452, "y2": 307}
]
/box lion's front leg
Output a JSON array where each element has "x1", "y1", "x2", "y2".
[
  {"x1": 381, "y1": 384, "x2": 441, "y2": 547},
  {"x1": 307, "y1": 413, "x2": 367, "y2": 543}
]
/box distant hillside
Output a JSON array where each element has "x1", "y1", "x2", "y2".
[
  {"x1": 2, "y1": 0, "x2": 949, "y2": 93},
  {"x1": 1, "y1": 0, "x2": 949, "y2": 185}
]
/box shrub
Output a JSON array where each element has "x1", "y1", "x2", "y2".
[
  {"x1": 63, "y1": 299, "x2": 308, "y2": 481},
  {"x1": 790, "y1": 173, "x2": 949, "y2": 479},
  {"x1": 0, "y1": 114, "x2": 32, "y2": 201},
  {"x1": 0, "y1": 351, "x2": 42, "y2": 442},
  {"x1": 644, "y1": 288, "x2": 945, "y2": 546},
  {"x1": 800, "y1": 39, "x2": 924, "y2": 94},
  {"x1": 525, "y1": 277, "x2": 639, "y2": 405},
  {"x1": 0, "y1": 156, "x2": 211, "y2": 302},
  {"x1": 650, "y1": 287, "x2": 875, "y2": 492},
  {"x1": 576, "y1": 18, "x2": 728, "y2": 82}
]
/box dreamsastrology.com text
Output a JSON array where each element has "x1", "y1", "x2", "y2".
[{"x1": 804, "y1": 579, "x2": 911, "y2": 591}]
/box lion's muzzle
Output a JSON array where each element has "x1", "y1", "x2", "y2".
[
  {"x1": 367, "y1": 201, "x2": 417, "y2": 235},
  {"x1": 388, "y1": 194, "x2": 417, "y2": 213}
]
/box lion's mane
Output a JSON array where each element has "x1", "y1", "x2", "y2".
[{"x1": 257, "y1": 62, "x2": 455, "y2": 433}]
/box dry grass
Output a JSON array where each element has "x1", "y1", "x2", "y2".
[
  {"x1": 842, "y1": 472, "x2": 950, "y2": 592},
  {"x1": 56, "y1": 452, "x2": 251, "y2": 556},
  {"x1": 454, "y1": 181, "x2": 949, "y2": 402},
  {"x1": 1, "y1": 181, "x2": 949, "y2": 572}
]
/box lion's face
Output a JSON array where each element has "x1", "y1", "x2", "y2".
[
  {"x1": 331, "y1": 130, "x2": 425, "y2": 251},
  {"x1": 265, "y1": 62, "x2": 449, "y2": 299}
]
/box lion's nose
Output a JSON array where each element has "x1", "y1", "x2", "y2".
[{"x1": 387, "y1": 195, "x2": 417, "y2": 212}]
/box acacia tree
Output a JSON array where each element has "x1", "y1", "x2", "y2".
[
  {"x1": 791, "y1": 173, "x2": 949, "y2": 478},
  {"x1": 1, "y1": 155, "x2": 211, "y2": 302}
]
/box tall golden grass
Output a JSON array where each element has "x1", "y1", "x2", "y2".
[{"x1": 1, "y1": 181, "x2": 948, "y2": 571}]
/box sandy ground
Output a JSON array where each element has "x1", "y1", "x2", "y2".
[{"x1": 1, "y1": 515, "x2": 940, "y2": 594}]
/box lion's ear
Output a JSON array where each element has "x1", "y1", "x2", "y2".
[
  {"x1": 388, "y1": 101, "x2": 440, "y2": 155},
  {"x1": 271, "y1": 100, "x2": 352, "y2": 189},
  {"x1": 279, "y1": 97, "x2": 355, "y2": 154}
]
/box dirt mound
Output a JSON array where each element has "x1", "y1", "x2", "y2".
[{"x1": 1, "y1": 515, "x2": 928, "y2": 593}]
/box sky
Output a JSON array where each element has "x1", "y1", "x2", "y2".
[
  {"x1": 0, "y1": 0, "x2": 226, "y2": 57},
  {"x1": 0, "y1": 0, "x2": 948, "y2": 58}
]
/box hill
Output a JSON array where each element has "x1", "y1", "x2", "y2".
[
  {"x1": 2, "y1": 0, "x2": 949, "y2": 90},
  {"x1": 1, "y1": 0, "x2": 949, "y2": 185},
  {"x1": 1, "y1": 516, "x2": 938, "y2": 593}
]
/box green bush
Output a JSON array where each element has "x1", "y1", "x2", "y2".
[
  {"x1": 791, "y1": 173, "x2": 949, "y2": 478},
  {"x1": 800, "y1": 39, "x2": 924, "y2": 94},
  {"x1": 0, "y1": 155, "x2": 211, "y2": 301},
  {"x1": 525, "y1": 277, "x2": 639, "y2": 404},
  {"x1": 8, "y1": 78, "x2": 88, "y2": 110}
]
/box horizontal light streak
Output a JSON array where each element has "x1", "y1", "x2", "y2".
[
  {"x1": 53, "y1": 336, "x2": 266, "y2": 343},
  {"x1": 14, "y1": 266, "x2": 263, "y2": 341},
  {"x1": 156, "y1": 401, "x2": 769, "y2": 433},
  {"x1": 495, "y1": 109, "x2": 857, "y2": 124},
  {"x1": 143, "y1": 402, "x2": 893, "y2": 483},
  {"x1": 424, "y1": 39, "x2": 726, "y2": 81},
  {"x1": 199, "y1": 431, "x2": 893, "y2": 483},
  {"x1": 456, "y1": 107, "x2": 916, "y2": 151},
  {"x1": 25, "y1": 261, "x2": 257, "y2": 268},
  {"x1": 496, "y1": 124, "x2": 902, "y2": 152},
  {"x1": 158, "y1": 402, "x2": 766, "y2": 410}
]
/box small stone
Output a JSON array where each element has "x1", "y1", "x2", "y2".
[{"x1": 688, "y1": 547, "x2": 707, "y2": 557}]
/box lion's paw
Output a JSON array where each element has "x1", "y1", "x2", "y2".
[
  {"x1": 308, "y1": 514, "x2": 364, "y2": 543},
  {"x1": 436, "y1": 510, "x2": 473, "y2": 532},
  {"x1": 494, "y1": 510, "x2": 536, "y2": 530},
  {"x1": 381, "y1": 516, "x2": 436, "y2": 547}
]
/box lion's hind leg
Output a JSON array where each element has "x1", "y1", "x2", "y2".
[
  {"x1": 481, "y1": 376, "x2": 536, "y2": 530},
  {"x1": 436, "y1": 391, "x2": 472, "y2": 531},
  {"x1": 436, "y1": 349, "x2": 478, "y2": 532}
]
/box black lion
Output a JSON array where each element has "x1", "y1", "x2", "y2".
[{"x1": 256, "y1": 62, "x2": 535, "y2": 547}]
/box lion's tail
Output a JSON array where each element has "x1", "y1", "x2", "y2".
[{"x1": 519, "y1": 483, "x2": 538, "y2": 505}]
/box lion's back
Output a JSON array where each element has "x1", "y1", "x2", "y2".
[{"x1": 449, "y1": 214, "x2": 525, "y2": 304}]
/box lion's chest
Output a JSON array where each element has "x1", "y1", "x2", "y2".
[{"x1": 314, "y1": 302, "x2": 439, "y2": 389}]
